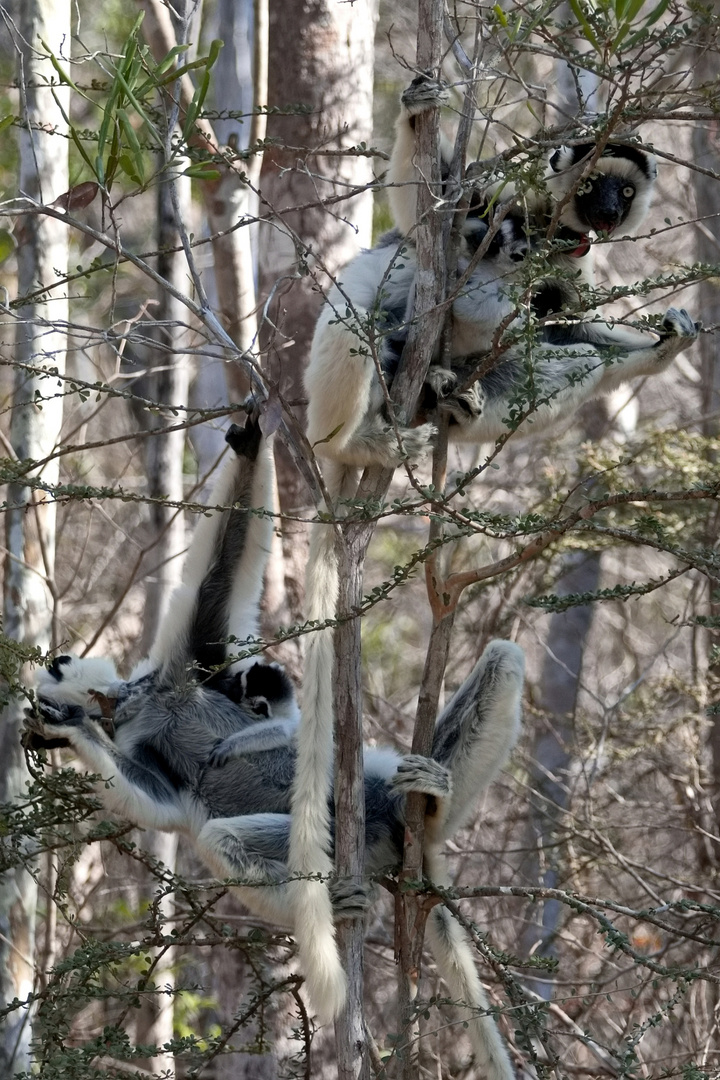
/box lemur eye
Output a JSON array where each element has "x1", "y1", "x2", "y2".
[{"x1": 622, "y1": 185, "x2": 635, "y2": 198}]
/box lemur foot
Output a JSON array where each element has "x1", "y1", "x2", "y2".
[
  {"x1": 384, "y1": 421, "x2": 436, "y2": 464},
  {"x1": 401, "y1": 73, "x2": 450, "y2": 115},
  {"x1": 24, "y1": 701, "x2": 84, "y2": 737},
  {"x1": 390, "y1": 755, "x2": 452, "y2": 800},
  {"x1": 659, "y1": 307, "x2": 700, "y2": 343},
  {"x1": 207, "y1": 738, "x2": 233, "y2": 769},
  {"x1": 226, "y1": 405, "x2": 262, "y2": 460},
  {"x1": 330, "y1": 877, "x2": 373, "y2": 920},
  {"x1": 425, "y1": 366, "x2": 485, "y2": 422}
]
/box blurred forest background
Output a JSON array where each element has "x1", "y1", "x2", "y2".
[{"x1": 0, "y1": 0, "x2": 719, "y2": 1076}]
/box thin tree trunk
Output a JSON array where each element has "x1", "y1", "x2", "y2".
[
  {"x1": 521, "y1": 553, "x2": 601, "y2": 997},
  {"x1": 692, "y1": 32, "x2": 720, "y2": 830},
  {"x1": 133, "y1": 167, "x2": 191, "y2": 1073},
  {"x1": 137, "y1": 0, "x2": 259, "y2": 363},
  {"x1": 0, "y1": 0, "x2": 69, "y2": 1071}
]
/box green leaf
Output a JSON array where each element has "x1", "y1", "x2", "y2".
[
  {"x1": 0, "y1": 115, "x2": 14, "y2": 135},
  {"x1": 118, "y1": 154, "x2": 143, "y2": 185},
  {"x1": 643, "y1": 0, "x2": 672, "y2": 28},
  {"x1": 0, "y1": 228, "x2": 16, "y2": 265},
  {"x1": 184, "y1": 163, "x2": 221, "y2": 180},
  {"x1": 568, "y1": 0, "x2": 602, "y2": 52},
  {"x1": 155, "y1": 43, "x2": 191, "y2": 78},
  {"x1": 117, "y1": 108, "x2": 145, "y2": 184}
]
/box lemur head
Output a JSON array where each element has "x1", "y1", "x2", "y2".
[
  {"x1": 546, "y1": 142, "x2": 657, "y2": 238},
  {"x1": 223, "y1": 660, "x2": 300, "y2": 722},
  {"x1": 36, "y1": 654, "x2": 120, "y2": 711},
  {"x1": 463, "y1": 211, "x2": 531, "y2": 264}
]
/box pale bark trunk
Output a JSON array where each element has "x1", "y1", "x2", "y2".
[
  {"x1": 133, "y1": 167, "x2": 191, "y2": 1072},
  {"x1": 258, "y1": 0, "x2": 378, "y2": 631},
  {"x1": 691, "y1": 30, "x2": 720, "y2": 833},
  {"x1": 137, "y1": 0, "x2": 259, "y2": 362},
  {"x1": 0, "y1": 0, "x2": 69, "y2": 1071}
]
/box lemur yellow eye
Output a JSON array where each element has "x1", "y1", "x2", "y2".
[{"x1": 623, "y1": 185, "x2": 635, "y2": 198}]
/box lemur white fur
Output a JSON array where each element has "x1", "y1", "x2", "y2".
[
  {"x1": 30, "y1": 635, "x2": 524, "y2": 1076},
  {"x1": 28, "y1": 410, "x2": 525, "y2": 1075},
  {"x1": 306, "y1": 77, "x2": 670, "y2": 479}
]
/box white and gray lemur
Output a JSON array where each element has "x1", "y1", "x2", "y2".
[
  {"x1": 305, "y1": 76, "x2": 695, "y2": 477},
  {"x1": 299, "y1": 83, "x2": 695, "y2": 1054},
  {"x1": 26, "y1": 407, "x2": 525, "y2": 1080}
]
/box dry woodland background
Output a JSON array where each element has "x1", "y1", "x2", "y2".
[{"x1": 0, "y1": 0, "x2": 719, "y2": 1077}]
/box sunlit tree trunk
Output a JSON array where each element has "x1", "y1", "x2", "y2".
[
  {"x1": 0, "y1": 0, "x2": 69, "y2": 1070},
  {"x1": 258, "y1": 0, "x2": 378, "y2": 627},
  {"x1": 134, "y1": 168, "x2": 192, "y2": 1074}
]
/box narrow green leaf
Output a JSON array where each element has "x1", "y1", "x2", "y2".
[
  {"x1": 624, "y1": 0, "x2": 648, "y2": 22},
  {"x1": 118, "y1": 154, "x2": 143, "y2": 185},
  {"x1": 493, "y1": 4, "x2": 509, "y2": 26},
  {"x1": 568, "y1": 0, "x2": 601, "y2": 52},
  {"x1": 40, "y1": 41, "x2": 92, "y2": 101},
  {"x1": 112, "y1": 68, "x2": 163, "y2": 146},
  {"x1": 184, "y1": 163, "x2": 221, "y2": 180},
  {"x1": 65, "y1": 118, "x2": 96, "y2": 174},
  {"x1": 206, "y1": 39, "x2": 223, "y2": 69},
  {"x1": 0, "y1": 115, "x2": 14, "y2": 134},
  {"x1": 0, "y1": 228, "x2": 17, "y2": 265},
  {"x1": 643, "y1": 0, "x2": 672, "y2": 28},
  {"x1": 117, "y1": 108, "x2": 145, "y2": 184},
  {"x1": 155, "y1": 43, "x2": 191, "y2": 77},
  {"x1": 97, "y1": 75, "x2": 122, "y2": 160}
]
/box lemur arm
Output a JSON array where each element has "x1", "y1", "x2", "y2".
[
  {"x1": 208, "y1": 720, "x2": 298, "y2": 766},
  {"x1": 24, "y1": 703, "x2": 187, "y2": 830}
]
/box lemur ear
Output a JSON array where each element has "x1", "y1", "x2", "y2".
[{"x1": 548, "y1": 145, "x2": 576, "y2": 173}]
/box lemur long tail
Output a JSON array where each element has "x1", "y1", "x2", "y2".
[
  {"x1": 288, "y1": 462, "x2": 357, "y2": 1022},
  {"x1": 425, "y1": 849, "x2": 515, "y2": 1080}
]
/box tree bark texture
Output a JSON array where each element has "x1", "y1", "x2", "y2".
[
  {"x1": 521, "y1": 552, "x2": 601, "y2": 998},
  {"x1": 692, "y1": 26, "x2": 720, "y2": 830},
  {"x1": 0, "y1": 0, "x2": 69, "y2": 1070},
  {"x1": 258, "y1": 0, "x2": 378, "y2": 623}
]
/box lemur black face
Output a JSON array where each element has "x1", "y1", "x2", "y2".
[{"x1": 574, "y1": 173, "x2": 637, "y2": 234}]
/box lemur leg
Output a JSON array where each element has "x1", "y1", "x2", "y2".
[
  {"x1": 149, "y1": 405, "x2": 276, "y2": 682},
  {"x1": 590, "y1": 307, "x2": 700, "y2": 391},
  {"x1": 307, "y1": 310, "x2": 436, "y2": 469},
  {"x1": 197, "y1": 813, "x2": 298, "y2": 926},
  {"x1": 389, "y1": 754, "x2": 453, "y2": 843},
  {"x1": 527, "y1": 307, "x2": 701, "y2": 430},
  {"x1": 196, "y1": 815, "x2": 370, "y2": 928},
  {"x1": 24, "y1": 703, "x2": 186, "y2": 829},
  {"x1": 424, "y1": 366, "x2": 486, "y2": 423},
  {"x1": 387, "y1": 74, "x2": 451, "y2": 237},
  {"x1": 431, "y1": 641, "x2": 525, "y2": 841}
]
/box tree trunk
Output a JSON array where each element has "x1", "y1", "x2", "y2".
[
  {"x1": 692, "y1": 33, "x2": 720, "y2": 830},
  {"x1": 0, "y1": 0, "x2": 69, "y2": 1071},
  {"x1": 258, "y1": 0, "x2": 378, "y2": 625},
  {"x1": 134, "y1": 167, "x2": 191, "y2": 1073},
  {"x1": 521, "y1": 553, "x2": 601, "y2": 996}
]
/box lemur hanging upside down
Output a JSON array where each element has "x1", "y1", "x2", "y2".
[
  {"x1": 26, "y1": 406, "x2": 524, "y2": 1080},
  {"x1": 305, "y1": 75, "x2": 696, "y2": 475}
]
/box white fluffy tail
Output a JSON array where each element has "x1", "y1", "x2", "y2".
[
  {"x1": 425, "y1": 851, "x2": 514, "y2": 1080},
  {"x1": 289, "y1": 466, "x2": 352, "y2": 1021}
]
